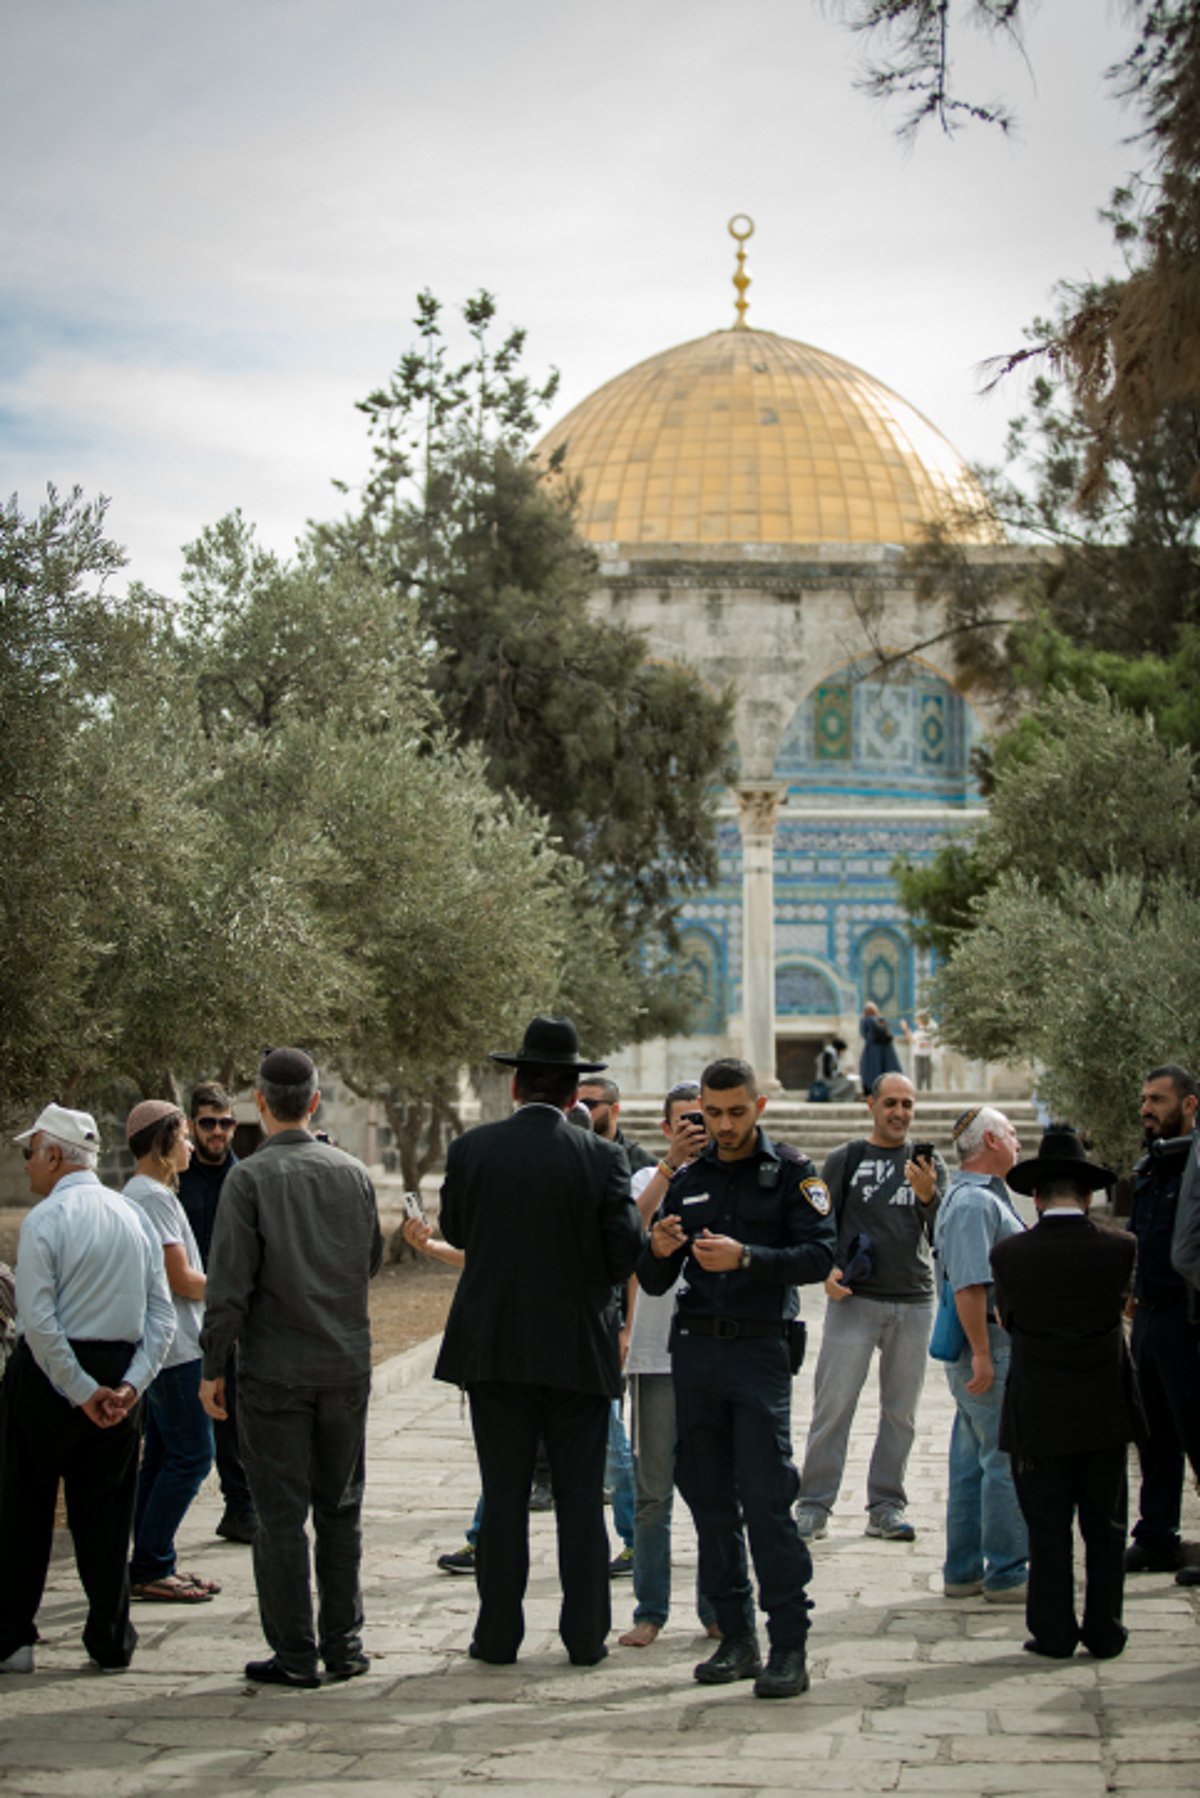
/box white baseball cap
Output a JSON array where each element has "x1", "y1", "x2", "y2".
[{"x1": 14, "y1": 1103, "x2": 101, "y2": 1151}]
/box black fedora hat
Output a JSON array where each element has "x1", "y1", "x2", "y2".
[
  {"x1": 489, "y1": 1014, "x2": 607, "y2": 1073},
  {"x1": 1007, "y1": 1126, "x2": 1116, "y2": 1197}
]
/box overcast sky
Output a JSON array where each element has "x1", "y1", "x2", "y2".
[{"x1": 2, "y1": 0, "x2": 1139, "y2": 593}]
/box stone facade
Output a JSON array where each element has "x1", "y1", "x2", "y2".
[{"x1": 589, "y1": 541, "x2": 1025, "y2": 1094}]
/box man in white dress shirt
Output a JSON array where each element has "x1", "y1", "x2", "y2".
[{"x1": 0, "y1": 1104, "x2": 175, "y2": 1674}]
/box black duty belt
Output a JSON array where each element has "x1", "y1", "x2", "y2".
[{"x1": 676, "y1": 1316, "x2": 789, "y2": 1342}]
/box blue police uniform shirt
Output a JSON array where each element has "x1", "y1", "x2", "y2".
[{"x1": 635, "y1": 1128, "x2": 835, "y2": 1319}]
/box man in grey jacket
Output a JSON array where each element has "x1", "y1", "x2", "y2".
[{"x1": 200, "y1": 1049, "x2": 383, "y2": 1687}]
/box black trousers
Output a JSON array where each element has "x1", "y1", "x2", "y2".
[
  {"x1": 672, "y1": 1333, "x2": 812, "y2": 1650},
  {"x1": 1012, "y1": 1447, "x2": 1128, "y2": 1657},
  {"x1": 0, "y1": 1339, "x2": 141, "y2": 1668},
  {"x1": 1130, "y1": 1303, "x2": 1200, "y2": 1546},
  {"x1": 467, "y1": 1382, "x2": 610, "y2": 1663},
  {"x1": 213, "y1": 1344, "x2": 254, "y2": 1517},
  {"x1": 238, "y1": 1373, "x2": 370, "y2": 1677}
]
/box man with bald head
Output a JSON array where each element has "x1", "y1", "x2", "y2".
[{"x1": 795, "y1": 1072, "x2": 945, "y2": 1544}]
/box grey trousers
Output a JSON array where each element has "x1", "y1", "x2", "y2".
[{"x1": 799, "y1": 1295, "x2": 932, "y2": 1517}]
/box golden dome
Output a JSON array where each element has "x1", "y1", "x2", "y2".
[{"x1": 537, "y1": 326, "x2": 997, "y2": 548}]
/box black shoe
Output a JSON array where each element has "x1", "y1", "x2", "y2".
[
  {"x1": 216, "y1": 1510, "x2": 257, "y2": 1544},
  {"x1": 244, "y1": 1656, "x2": 320, "y2": 1689},
  {"x1": 468, "y1": 1640, "x2": 517, "y2": 1665},
  {"x1": 1125, "y1": 1539, "x2": 1183, "y2": 1573},
  {"x1": 1082, "y1": 1629, "x2": 1128, "y2": 1660},
  {"x1": 694, "y1": 1634, "x2": 762, "y2": 1685},
  {"x1": 325, "y1": 1653, "x2": 370, "y2": 1680},
  {"x1": 437, "y1": 1544, "x2": 476, "y2": 1575},
  {"x1": 1174, "y1": 1565, "x2": 1200, "y2": 1586},
  {"x1": 1023, "y1": 1637, "x2": 1076, "y2": 1660},
  {"x1": 528, "y1": 1481, "x2": 554, "y2": 1512},
  {"x1": 754, "y1": 1645, "x2": 809, "y2": 1698},
  {"x1": 568, "y1": 1643, "x2": 609, "y2": 1667},
  {"x1": 609, "y1": 1547, "x2": 634, "y2": 1577}
]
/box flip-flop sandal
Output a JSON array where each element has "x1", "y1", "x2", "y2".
[
  {"x1": 176, "y1": 1572, "x2": 222, "y2": 1596},
  {"x1": 130, "y1": 1575, "x2": 214, "y2": 1603}
]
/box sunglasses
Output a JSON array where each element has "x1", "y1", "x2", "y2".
[
  {"x1": 194, "y1": 1116, "x2": 236, "y2": 1132},
  {"x1": 577, "y1": 1097, "x2": 607, "y2": 1111}
]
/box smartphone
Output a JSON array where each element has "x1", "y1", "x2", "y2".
[
  {"x1": 911, "y1": 1142, "x2": 935, "y2": 1165},
  {"x1": 682, "y1": 1110, "x2": 705, "y2": 1129},
  {"x1": 403, "y1": 1190, "x2": 427, "y2": 1224}
]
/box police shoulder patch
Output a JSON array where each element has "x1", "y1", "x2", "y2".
[{"x1": 799, "y1": 1176, "x2": 831, "y2": 1217}]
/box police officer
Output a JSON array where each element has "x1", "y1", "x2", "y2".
[
  {"x1": 636, "y1": 1057, "x2": 835, "y2": 1698},
  {"x1": 1126, "y1": 1064, "x2": 1200, "y2": 1575}
]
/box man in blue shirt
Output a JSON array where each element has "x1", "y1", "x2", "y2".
[
  {"x1": 934, "y1": 1105, "x2": 1028, "y2": 1603},
  {"x1": 0, "y1": 1103, "x2": 175, "y2": 1674}
]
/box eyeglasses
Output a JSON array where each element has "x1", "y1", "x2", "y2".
[
  {"x1": 577, "y1": 1097, "x2": 606, "y2": 1112},
  {"x1": 21, "y1": 1146, "x2": 34, "y2": 1161},
  {"x1": 194, "y1": 1116, "x2": 236, "y2": 1132}
]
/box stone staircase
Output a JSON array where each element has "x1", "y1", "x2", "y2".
[{"x1": 615, "y1": 1093, "x2": 1042, "y2": 1167}]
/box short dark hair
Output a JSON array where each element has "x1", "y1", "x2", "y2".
[
  {"x1": 701, "y1": 1057, "x2": 757, "y2": 1096},
  {"x1": 663, "y1": 1079, "x2": 700, "y2": 1120},
  {"x1": 579, "y1": 1075, "x2": 618, "y2": 1102},
  {"x1": 257, "y1": 1069, "x2": 318, "y2": 1123},
  {"x1": 1037, "y1": 1176, "x2": 1093, "y2": 1205},
  {"x1": 129, "y1": 1110, "x2": 186, "y2": 1166},
  {"x1": 190, "y1": 1080, "x2": 233, "y2": 1118},
  {"x1": 514, "y1": 1064, "x2": 578, "y2": 1109},
  {"x1": 1145, "y1": 1064, "x2": 1198, "y2": 1101}
]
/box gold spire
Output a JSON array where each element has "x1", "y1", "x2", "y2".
[{"x1": 728, "y1": 214, "x2": 754, "y2": 328}]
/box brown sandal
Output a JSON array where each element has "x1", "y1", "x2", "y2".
[
  {"x1": 130, "y1": 1574, "x2": 214, "y2": 1603},
  {"x1": 176, "y1": 1571, "x2": 222, "y2": 1596}
]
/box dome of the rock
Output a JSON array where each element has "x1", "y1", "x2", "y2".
[{"x1": 537, "y1": 325, "x2": 997, "y2": 548}]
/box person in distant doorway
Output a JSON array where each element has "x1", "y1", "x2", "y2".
[{"x1": 858, "y1": 1002, "x2": 900, "y2": 1093}]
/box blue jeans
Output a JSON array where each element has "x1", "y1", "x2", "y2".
[
  {"x1": 944, "y1": 1332, "x2": 1028, "y2": 1592},
  {"x1": 629, "y1": 1372, "x2": 716, "y2": 1629},
  {"x1": 606, "y1": 1397, "x2": 635, "y2": 1551},
  {"x1": 130, "y1": 1358, "x2": 214, "y2": 1584}
]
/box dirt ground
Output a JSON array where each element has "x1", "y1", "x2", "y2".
[{"x1": 0, "y1": 1207, "x2": 459, "y2": 1367}]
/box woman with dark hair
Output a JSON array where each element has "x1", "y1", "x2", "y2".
[{"x1": 123, "y1": 1101, "x2": 220, "y2": 1603}]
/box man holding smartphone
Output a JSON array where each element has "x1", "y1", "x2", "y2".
[{"x1": 795, "y1": 1071, "x2": 945, "y2": 1544}]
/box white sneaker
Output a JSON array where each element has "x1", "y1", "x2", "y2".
[
  {"x1": 0, "y1": 1644, "x2": 33, "y2": 1673},
  {"x1": 944, "y1": 1579, "x2": 984, "y2": 1598},
  {"x1": 794, "y1": 1506, "x2": 828, "y2": 1541},
  {"x1": 984, "y1": 1583, "x2": 1028, "y2": 1605}
]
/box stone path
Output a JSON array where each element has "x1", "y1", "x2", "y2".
[{"x1": 3, "y1": 1295, "x2": 1198, "y2": 1796}]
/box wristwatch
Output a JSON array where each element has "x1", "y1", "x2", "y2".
[{"x1": 739, "y1": 1244, "x2": 752, "y2": 1270}]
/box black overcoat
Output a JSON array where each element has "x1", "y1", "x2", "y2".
[
  {"x1": 990, "y1": 1216, "x2": 1141, "y2": 1458},
  {"x1": 433, "y1": 1105, "x2": 643, "y2": 1398}
]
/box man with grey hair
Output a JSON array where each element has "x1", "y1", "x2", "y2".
[
  {"x1": 933, "y1": 1105, "x2": 1029, "y2": 1602},
  {"x1": 200, "y1": 1049, "x2": 383, "y2": 1688},
  {"x1": 0, "y1": 1103, "x2": 175, "y2": 1674}
]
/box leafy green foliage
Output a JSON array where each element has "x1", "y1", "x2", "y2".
[
  {"x1": 929, "y1": 693, "x2": 1200, "y2": 1165},
  {"x1": 314, "y1": 292, "x2": 733, "y2": 1046}
]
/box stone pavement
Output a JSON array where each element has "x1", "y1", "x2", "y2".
[{"x1": 3, "y1": 1294, "x2": 1199, "y2": 1797}]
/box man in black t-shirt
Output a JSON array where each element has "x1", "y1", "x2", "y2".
[{"x1": 795, "y1": 1072, "x2": 945, "y2": 1544}]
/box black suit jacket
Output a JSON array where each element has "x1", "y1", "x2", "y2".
[
  {"x1": 990, "y1": 1215, "x2": 1141, "y2": 1457},
  {"x1": 433, "y1": 1105, "x2": 644, "y2": 1398}
]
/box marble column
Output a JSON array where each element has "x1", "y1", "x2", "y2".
[{"x1": 736, "y1": 782, "x2": 784, "y2": 1088}]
